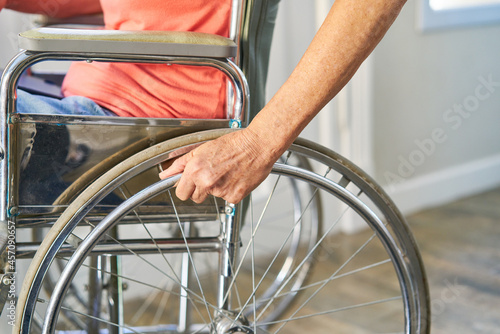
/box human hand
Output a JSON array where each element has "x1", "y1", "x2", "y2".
[{"x1": 158, "y1": 129, "x2": 278, "y2": 204}]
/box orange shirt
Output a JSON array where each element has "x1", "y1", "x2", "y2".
[{"x1": 62, "y1": 0, "x2": 231, "y2": 118}]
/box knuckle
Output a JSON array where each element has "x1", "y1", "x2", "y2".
[
  {"x1": 192, "y1": 197, "x2": 205, "y2": 204},
  {"x1": 224, "y1": 193, "x2": 243, "y2": 205},
  {"x1": 176, "y1": 192, "x2": 189, "y2": 202},
  {"x1": 191, "y1": 192, "x2": 207, "y2": 204}
]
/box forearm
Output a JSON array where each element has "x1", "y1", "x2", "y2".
[
  {"x1": 247, "y1": 0, "x2": 406, "y2": 162},
  {"x1": 160, "y1": 0, "x2": 406, "y2": 204},
  {"x1": 3, "y1": 0, "x2": 102, "y2": 18}
]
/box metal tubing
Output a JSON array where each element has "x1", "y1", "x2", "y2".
[
  {"x1": 177, "y1": 223, "x2": 194, "y2": 333},
  {"x1": 108, "y1": 228, "x2": 124, "y2": 334},
  {"x1": 1, "y1": 51, "x2": 37, "y2": 222},
  {"x1": 87, "y1": 256, "x2": 105, "y2": 333},
  {"x1": 15, "y1": 237, "x2": 222, "y2": 258},
  {"x1": 217, "y1": 202, "x2": 243, "y2": 310},
  {"x1": 0, "y1": 50, "x2": 250, "y2": 222}
]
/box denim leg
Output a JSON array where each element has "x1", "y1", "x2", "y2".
[{"x1": 16, "y1": 89, "x2": 116, "y2": 116}]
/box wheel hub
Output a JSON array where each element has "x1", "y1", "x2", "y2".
[{"x1": 211, "y1": 310, "x2": 253, "y2": 334}]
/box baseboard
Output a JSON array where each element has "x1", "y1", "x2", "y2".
[{"x1": 384, "y1": 153, "x2": 500, "y2": 215}]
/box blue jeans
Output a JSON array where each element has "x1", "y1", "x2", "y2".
[{"x1": 16, "y1": 89, "x2": 117, "y2": 116}]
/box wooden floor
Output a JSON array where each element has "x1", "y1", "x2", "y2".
[
  {"x1": 406, "y1": 187, "x2": 500, "y2": 333},
  {"x1": 284, "y1": 186, "x2": 500, "y2": 333}
]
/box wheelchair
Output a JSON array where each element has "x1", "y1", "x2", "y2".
[{"x1": 0, "y1": 0, "x2": 430, "y2": 333}]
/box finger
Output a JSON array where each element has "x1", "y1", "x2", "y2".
[
  {"x1": 175, "y1": 174, "x2": 197, "y2": 201},
  {"x1": 191, "y1": 187, "x2": 209, "y2": 204},
  {"x1": 159, "y1": 159, "x2": 175, "y2": 172},
  {"x1": 159, "y1": 153, "x2": 190, "y2": 179}
]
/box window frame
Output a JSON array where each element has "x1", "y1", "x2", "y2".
[{"x1": 417, "y1": 0, "x2": 500, "y2": 32}]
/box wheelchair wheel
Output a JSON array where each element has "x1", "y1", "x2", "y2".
[{"x1": 16, "y1": 129, "x2": 429, "y2": 333}]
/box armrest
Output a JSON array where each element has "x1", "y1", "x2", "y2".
[{"x1": 18, "y1": 27, "x2": 237, "y2": 58}]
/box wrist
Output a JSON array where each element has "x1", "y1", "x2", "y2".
[{"x1": 245, "y1": 114, "x2": 292, "y2": 164}]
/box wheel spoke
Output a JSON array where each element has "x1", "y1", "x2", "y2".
[
  {"x1": 78, "y1": 220, "x2": 211, "y2": 312},
  {"x1": 252, "y1": 258, "x2": 392, "y2": 306},
  {"x1": 229, "y1": 162, "x2": 327, "y2": 327},
  {"x1": 53, "y1": 253, "x2": 216, "y2": 330},
  {"x1": 219, "y1": 172, "x2": 285, "y2": 311},
  {"x1": 254, "y1": 189, "x2": 351, "y2": 322},
  {"x1": 261, "y1": 296, "x2": 403, "y2": 329},
  {"x1": 250, "y1": 196, "x2": 258, "y2": 334},
  {"x1": 168, "y1": 190, "x2": 215, "y2": 326},
  {"x1": 34, "y1": 297, "x2": 143, "y2": 334},
  {"x1": 271, "y1": 231, "x2": 378, "y2": 333},
  {"x1": 118, "y1": 186, "x2": 211, "y2": 326}
]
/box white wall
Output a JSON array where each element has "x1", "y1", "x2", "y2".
[
  {"x1": 372, "y1": 2, "x2": 500, "y2": 213},
  {"x1": 266, "y1": 0, "x2": 331, "y2": 146},
  {"x1": 0, "y1": 10, "x2": 36, "y2": 67},
  {"x1": 266, "y1": 0, "x2": 500, "y2": 217}
]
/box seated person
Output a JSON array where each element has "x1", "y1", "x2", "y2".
[
  {"x1": 2, "y1": 0, "x2": 231, "y2": 119},
  {"x1": 1, "y1": 0, "x2": 235, "y2": 204}
]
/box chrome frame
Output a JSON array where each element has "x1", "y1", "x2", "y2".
[
  {"x1": 0, "y1": 50, "x2": 250, "y2": 224},
  {"x1": 0, "y1": 47, "x2": 249, "y2": 329}
]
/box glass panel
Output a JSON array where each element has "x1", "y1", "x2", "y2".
[
  {"x1": 430, "y1": 0, "x2": 500, "y2": 11},
  {"x1": 419, "y1": 0, "x2": 500, "y2": 31}
]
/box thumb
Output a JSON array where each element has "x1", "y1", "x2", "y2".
[{"x1": 159, "y1": 153, "x2": 190, "y2": 180}]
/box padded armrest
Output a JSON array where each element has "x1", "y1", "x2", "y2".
[{"x1": 18, "y1": 27, "x2": 237, "y2": 58}]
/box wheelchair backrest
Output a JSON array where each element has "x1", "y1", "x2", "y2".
[{"x1": 240, "y1": 0, "x2": 280, "y2": 120}]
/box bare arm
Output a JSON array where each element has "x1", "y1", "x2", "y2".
[
  {"x1": 160, "y1": 0, "x2": 406, "y2": 204},
  {"x1": 1, "y1": 0, "x2": 102, "y2": 18}
]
